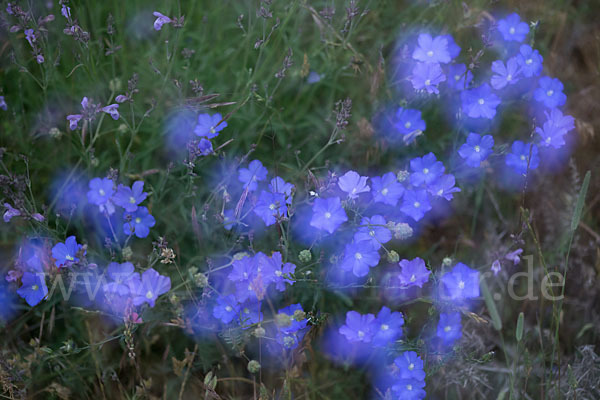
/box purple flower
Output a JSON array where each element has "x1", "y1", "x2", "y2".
[
  {"x1": 441, "y1": 262, "x2": 480, "y2": 301},
  {"x1": 153, "y1": 11, "x2": 173, "y2": 31},
  {"x1": 339, "y1": 241, "x2": 380, "y2": 277},
  {"x1": 310, "y1": 197, "x2": 347, "y2": 234},
  {"x1": 24, "y1": 28, "x2": 35, "y2": 47},
  {"x1": 228, "y1": 255, "x2": 257, "y2": 282},
  {"x1": 428, "y1": 174, "x2": 460, "y2": 200},
  {"x1": 401, "y1": 190, "x2": 432, "y2": 221},
  {"x1": 412, "y1": 33, "x2": 451, "y2": 64},
  {"x1": 490, "y1": 58, "x2": 521, "y2": 90},
  {"x1": 371, "y1": 172, "x2": 404, "y2": 206},
  {"x1": 461, "y1": 84, "x2": 501, "y2": 119},
  {"x1": 338, "y1": 170, "x2": 370, "y2": 199},
  {"x1": 113, "y1": 181, "x2": 148, "y2": 212},
  {"x1": 194, "y1": 113, "x2": 226, "y2": 138},
  {"x1": 505, "y1": 248, "x2": 524, "y2": 265},
  {"x1": 36, "y1": 55, "x2": 44, "y2": 64},
  {"x1": 497, "y1": 13, "x2": 529, "y2": 42},
  {"x1": 398, "y1": 257, "x2": 430, "y2": 288},
  {"x1": 127, "y1": 268, "x2": 171, "y2": 307},
  {"x1": 393, "y1": 107, "x2": 426, "y2": 141},
  {"x1": 534, "y1": 77, "x2": 567, "y2": 108},
  {"x1": 253, "y1": 190, "x2": 287, "y2": 226},
  {"x1": 410, "y1": 152, "x2": 445, "y2": 187},
  {"x1": 17, "y1": 272, "x2": 48, "y2": 306},
  {"x1": 394, "y1": 351, "x2": 426, "y2": 380},
  {"x1": 491, "y1": 260, "x2": 502, "y2": 275},
  {"x1": 436, "y1": 312, "x2": 462, "y2": 344},
  {"x1": 123, "y1": 206, "x2": 156, "y2": 238},
  {"x1": 0, "y1": 96, "x2": 7, "y2": 110},
  {"x1": 269, "y1": 177, "x2": 294, "y2": 204},
  {"x1": 51, "y1": 236, "x2": 84, "y2": 267},
  {"x1": 535, "y1": 108, "x2": 575, "y2": 148},
  {"x1": 516, "y1": 45, "x2": 543, "y2": 77},
  {"x1": 373, "y1": 306, "x2": 404, "y2": 345},
  {"x1": 198, "y1": 138, "x2": 213, "y2": 155},
  {"x1": 104, "y1": 262, "x2": 135, "y2": 296},
  {"x1": 354, "y1": 215, "x2": 391, "y2": 250},
  {"x1": 238, "y1": 160, "x2": 268, "y2": 191},
  {"x1": 213, "y1": 294, "x2": 240, "y2": 324},
  {"x1": 3, "y1": 203, "x2": 21, "y2": 222},
  {"x1": 410, "y1": 62, "x2": 446, "y2": 94},
  {"x1": 101, "y1": 104, "x2": 119, "y2": 120},
  {"x1": 61, "y1": 5, "x2": 71, "y2": 19},
  {"x1": 66, "y1": 114, "x2": 82, "y2": 130},
  {"x1": 458, "y1": 133, "x2": 494, "y2": 167},
  {"x1": 115, "y1": 95, "x2": 129, "y2": 103},
  {"x1": 505, "y1": 141, "x2": 539, "y2": 174},
  {"x1": 339, "y1": 310, "x2": 377, "y2": 343},
  {"x1": 447, "y1": 63, "x2": 473, "y2": 91},
  {"x1": 87, "y1": 177, "x2": 115, "y2": 214},
  {"x1": 392, "y1": 380, "x2": 426, "y2": 400}
]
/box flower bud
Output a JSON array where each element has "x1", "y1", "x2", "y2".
[
  {"x1": 292, "y1": 309, "x2": 306, "y2": 322},
  {"x1": 298, "y1": 249, "x2": 312, "y2": 263},
  {"x1": 275, "y1": 313, "x2": 292, "y2": 328},
  {"x1": 387, "y1": 250, "x2": 400, "y2": 263},
  {"x1": 247, "y1": 360, "x2": 261, "y2": 374}
]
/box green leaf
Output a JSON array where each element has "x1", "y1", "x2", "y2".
[
  {"x1": 571, "y1": 171, "x2": 591, "y2": 231},
  {"x1": 516, "y1": 312, "x2": 524, "y2": 342},
  {"x1": 481, "y1": 279, "x2": 502, "y2": 331}
]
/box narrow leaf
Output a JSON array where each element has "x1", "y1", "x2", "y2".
[
  {"x1": 516, "y1": 312, "x2": 524, "y2": 342},
  {"x1": 481, "y1": 279, "x2": 502, "y2": 330},
  {"x1": 571, "y1": 171, "x2": 591, "y2": 231}
]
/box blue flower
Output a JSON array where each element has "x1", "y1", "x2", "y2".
[
  {"x1": 428, "y1": 174, "x2": 460, "y2": 200},
  {"x1": 213, "y1": 294, "x2": 240, "y2": 324},
  {"x1": 277, "y1": 303, "x2": 308, "y2": 334},
  {"x1": 412, "y1": 33, "x2": 452, "y2": 64},
  {"x1": 371, "y1": 172, "x2": 405, "y2": 206},
  {"x1": 410, "y1": 62, "x2": 446, "y2": 94},
  {"x1": 393, "y1": 107, "x2": 426, "y2": 141},
  {"x1": 123, "y1": 206, "x2": 156, "y2": 238},
  {"x1": 51, "y1": 236, "x2": 84, "y2": 267},
  {"x1": 458, "y1": 133, "x2": 494, "y2": 167},
  {"x1": 447, "y1": 63, "x2": 473, "y2": 91},
  {"x1": 338, "y1": 170, "x2": 370, "y2": 199},
  {"x1": 490, "y1": 58, "x2": 521, "y2": 90},
  {"x1": 3, "y1": 203, "x2": 21, "y2": 222},
  {"x1": 113, "y1": 181, "x2": 148, "y2": 213},
  {"x1": 17, "y1": 272, "x2": 48, "y2": 306},
  {"x1": 394, "y1": 351, "x2": 426, "y2": 380},
  {"x1": 535, "y1": 108, "x2": 575, "y2": 148},
  {"x1": 339, "y1": 241, "x2": 380, "y2": 277},
  {"x1": 259, "y1": 252, "x2": 295, "y2": 291},
  {"x1": 516, "y1": 45, "x2": 543, "y2": 77},
  {"x1": 505, "y1": 140, "x2": 539, "y2": 174},
  {"x1": 441, "y1": 262, "x2": 480, "y2": 301},
  {"x1": 253, "y1": 190, "x2": 287, "y2": 226},
  {"x1": 238, "y1": 160, "x2": 268, "y2": 191},
  {"x1": 373, "y1": 306, "x2": 404, "y2": 345},
  {"x1": 198, "y1": 138, "x2": 213, "y2": 155},
  {"x1": 87, "y1": 177, "x2": 115, "y2": 214},
  {"x1": 228, "y1": 255, "x2": 257, "y2": 283},
  {"x1": 309, "y1": 197, "x2": 348, "y2": 234},
  {"x1": 127, "y1": 268, "x2": 171, "y2": 307},
  {"x1": 152, "y1": 11, "x2": 173, "y2": 31},
  {"x1": 436, "y1": 312, "x2": 462, "y2": 345},
  {"x1": 497, "y1": 13, "x2": 529, "y2": 42},
  {"x1": 104, "y1": 262, "x2": 135, "y2": 296},
  {"x1": 409, "y1": 153, "x2": 445, "y2": 187},
  {"x1": 534, "y1": 77, "x2": 567, "y2": 108},
  {"x1": 240, "y1": 300, "x2": 263, "y2": 325},
  {"x1": 398, "y1": 257, "x2": 430, "y2": 288},
  {"x1": 354, "y1": 215, "x2": 392, "y2": 250},
  {"x1": 339, "y1": 310, "x2": 377, "y2": 343},
  {"x1": 461, "y1": 84, "x2": 501, "y2": 119},
  {"x1": 194, "y1": 113, "x2": 227, "y2": 138},
  {"x1": 401, "y1": 189, "x2": 432, "y2": 221},
  {"x1": 391, "y1": 379, "x2": 426, "y2": 400},
  {"x1": 269, "y1": 177, "x2": 294, "y2": 204}
]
